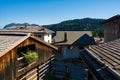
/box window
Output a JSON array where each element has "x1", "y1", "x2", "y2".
[
  {"x1": 48, "y1": 34, "x2": 50, "y2": 37},
  {"x1": 38, "y1": 34, "x2": 42, "y2": 38}
]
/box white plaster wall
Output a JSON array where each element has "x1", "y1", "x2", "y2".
[
  {"x1": 44, "y1": 34, "x2": 52, "y2": 43},
  {"x1": 61, "y1": 46, "x2": 80, "y2": 59}
]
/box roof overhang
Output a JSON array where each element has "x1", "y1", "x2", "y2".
[
  {"x1": 0, "y1": 33, "x2": 58, "y2": 58},
  {"x1": 103, "y1": 15, "x2": 120, "y2": 24}
]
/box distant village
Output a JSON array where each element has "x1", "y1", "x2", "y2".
[{"x1": 0, "y1": 15, "x2": 120, "y2": 80}]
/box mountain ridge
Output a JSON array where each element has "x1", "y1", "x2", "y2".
[
  {"x1": 43, "y1": 18, "x2": 105, "y2": 37},
  {"x1": 3, "y1": 23, "x2": 39, "y2": 29},
  {"x1": 3, "y1": 18, "x2": 105, "y2": 37}
]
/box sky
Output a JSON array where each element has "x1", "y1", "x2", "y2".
[{"x1": 0, "y1": 0, "x2": 120, "y2": 28}]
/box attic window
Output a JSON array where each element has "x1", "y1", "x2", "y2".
[
  {"x1": 17, "y1": 44, "x2": 36, "y2": 58},
  {"x1": 17, "y1": 44, "x2": 36, "y2": 70}
]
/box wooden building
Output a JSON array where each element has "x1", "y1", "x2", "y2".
[
  {"x1": 80, "y1": 39, "x2": 120, "y2": 80},
  {"x1": 0, "y1": 33, "x2": 57, "y2": 80},
  {"x1": 104, "y1": 15, "x2": 120, "y2": 42}
]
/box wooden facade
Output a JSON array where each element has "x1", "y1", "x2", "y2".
[
  {"x1": 104, "y1": 15, "x2": 120, "y2": 42},
  {"x1": 0, "y1": 35, "x2": 57, "y2": 80}
]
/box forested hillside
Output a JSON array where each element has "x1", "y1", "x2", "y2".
[{"x1": 43, "y1": 18, "x2": 105, "y2": 37}]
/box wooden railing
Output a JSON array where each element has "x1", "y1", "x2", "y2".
[{"x1": 17, "y1": 54, "x2": 55, "y2": 80}]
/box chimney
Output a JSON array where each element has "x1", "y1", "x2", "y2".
[
  {"x1": 25, "y1": 24, "x2": 27, "y2": 28},
  {"x1": 64, "y1": 32, "x2": 67, "y2": 42},
  {"x1": 38, "y1": 28, "x2": 45, "y2": 31},
  {"x1": 41, "y1": 28, "x2": 45, "y2": 31}
]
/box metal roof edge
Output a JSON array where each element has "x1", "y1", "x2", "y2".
[
  {"x1": 85, "y1": 48, "x2": 105, "y2": 65},
  {"x1": 85, "y1": 48, "x2": 120, "y2": 79}
]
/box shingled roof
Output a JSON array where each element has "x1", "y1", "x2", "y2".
[
  {"x1": 0, "y1": 25, "x2": 54, "y2": 34},
  {"x1": 0, "y1": 33, "x2": 57, "y2": 57},
  {"x1": 80, "y1": 39, "x2": 120, "y2": 80},
  {"x1": 53, "y1": 31, "x2": 95, "y2": 46}
]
